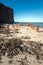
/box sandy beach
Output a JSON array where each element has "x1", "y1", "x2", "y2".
[
  {"x1": 10, "y1": 25, "x2": 43, "y2": 43},
  {"x1": 0, "y1": 25, "x2": 43, "y2": 65},
  {"x1": 0, "y1": 0, "x2": 43, "y2": 65}
]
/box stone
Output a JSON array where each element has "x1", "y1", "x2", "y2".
[{"x1": 0, "y1": 3, "x2": 14, "y2": 24}]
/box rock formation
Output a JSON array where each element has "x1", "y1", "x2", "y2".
[{"x1": 0, "y1": 3, "x2": 14, "y2": 24}]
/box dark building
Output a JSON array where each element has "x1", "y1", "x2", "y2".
[{"x1": 0, "y1": 3, "x2": 14, "y2": 24}]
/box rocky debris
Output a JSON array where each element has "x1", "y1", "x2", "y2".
[
  {"x1": 0, "y1": 38, "x2": 23, "y2": 56},
  {"x1": 28, "y1": 42, "x2": 43, "y2": 60},
  {"x1": 0, "y1": 35, "x2": 43, "y2": 65},
  {"x1": 8, "y1": 60, "x2": 13, "y2": 64},
  {"x1": 0, "y1": 53, "x2": 3, "y2": 64},
  {"x1": 20, "y1": 41, "x2": 43, "y2": 60},
  {"x1": 19, "y1": 56, "x2": 29, "y2": 65}
]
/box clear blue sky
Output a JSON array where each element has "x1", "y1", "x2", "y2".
[{"x1": 0, "y1": 0, "x2": 43, "y2": 22}]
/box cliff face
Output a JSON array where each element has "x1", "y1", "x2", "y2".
[{"x1": 0, "y1": 3, "x2": 14, "y2": 24}]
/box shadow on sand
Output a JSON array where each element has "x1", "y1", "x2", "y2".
[{"x1": 39, "y1": 31, "x2": 43, "y2": 32}]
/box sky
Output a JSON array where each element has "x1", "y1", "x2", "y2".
[{"x1": 0, "y1": 0, "x2": 43, "y2": 22}]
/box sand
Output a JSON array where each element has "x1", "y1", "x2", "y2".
[
  {"x1": 13, "y1": 26, "x2": 43, "y2": 43},
  {"x1": 0, "y1": 25, "x2": 43, "y2": 65}
]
